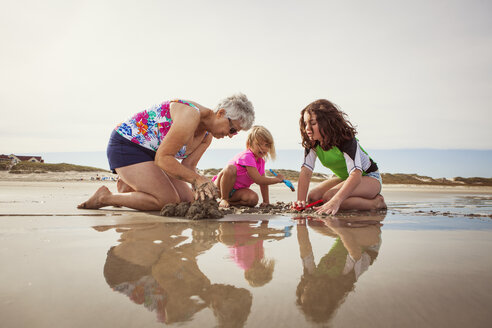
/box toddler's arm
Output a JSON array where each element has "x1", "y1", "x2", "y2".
[
  {"x1": 260, "y1": 184, "x2": 269, "y2": 206},
  {"x1": 245, "y1": 166, "x2": 282, "y2": 186}
]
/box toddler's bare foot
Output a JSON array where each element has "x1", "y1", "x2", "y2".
[
  {"x1": 219, "y1": 199, "x2": 230, "y2": 208},
  {"x1": 77, "y1": 186, "x2": 112, "y2": 209}
]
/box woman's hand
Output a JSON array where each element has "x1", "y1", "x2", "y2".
[
  {"x1": 315, "y1": 198, "x2": 342, "y2": 215},
  {"x1": 192, "y1": 177, "x2": 219, "y2": 201},
  {"x1": 259, "y1": 202, "x2": 270, "y2": 208}
]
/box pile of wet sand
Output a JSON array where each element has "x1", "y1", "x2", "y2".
[
  {"x1": 160, "y1": 199, "x2": 224, "y2": 220},
  {"x1": 159, "y1": 200, "x2": 389, "y2": 220},
  {"x1": 159, "y1": 200, "x2": 306, "y2": 220}
]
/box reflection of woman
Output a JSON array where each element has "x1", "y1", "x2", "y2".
[
  {"x1": 295, "y1": 214, "x2": 385, "y2": 324},
  {"x1": 97, "y1": 222, "x2": 252, "y2": 327},
  {"x1": 79, "y1": 94, "x2": 255, "y2": 210},
  {"x1": 218, "y1": 221, "x2": 287, "y2": 287}
]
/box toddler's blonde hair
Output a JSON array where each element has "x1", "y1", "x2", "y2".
[{"x1": 246, "y1": 125, "x2": 276, "y2": 160}]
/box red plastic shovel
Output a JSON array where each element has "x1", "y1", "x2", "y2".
[{"x1": 294, "y1": 199, "x2": 323, "y2": 211}]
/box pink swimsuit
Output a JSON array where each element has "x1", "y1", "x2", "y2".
[{"x1": 228, "y1": 149, "x2": 265, "y2": 190}]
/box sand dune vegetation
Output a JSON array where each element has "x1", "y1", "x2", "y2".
[{"x1": 1, "y1": 163, "x2": 490, "y2": 186}]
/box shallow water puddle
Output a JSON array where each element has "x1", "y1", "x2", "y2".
[{"x1": 1, "y1": 211, "x2": 492, "y2": 327}]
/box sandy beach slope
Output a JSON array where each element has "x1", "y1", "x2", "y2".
[{"x1": 0, "y1": 171, "x2": 491, "y2": 218}]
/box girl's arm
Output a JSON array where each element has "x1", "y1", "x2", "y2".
[
  {"x1": 245, "y1": 166, "x2": 282, "y2": 185},
  {"x1": 259, "y1": 184, "x2": 269, "y2": 206},
  {"x1": 155, "y1": 104, "x2": 216, "y2": 200},
  {"x1": 296, "y1": 166, "x2": 312, "y2": 205},
  {"x1": 316, "y1": 169, "x2": 362, "y2": 215}
]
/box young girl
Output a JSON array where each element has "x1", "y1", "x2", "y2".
[
  {"x1": 213, "y1": 125, "x2": 284, "y2": 208},
  {"x1": 294, "y1": 99, "x2": 386, "y2": 215}
]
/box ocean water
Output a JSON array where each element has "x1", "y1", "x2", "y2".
[{"x1": 19, "y1": 148, "x2": 492, "y2": 178}]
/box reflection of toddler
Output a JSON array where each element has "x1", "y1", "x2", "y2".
[{"x1": 220, "y1": 222, "x2": 275, "y2": 287}]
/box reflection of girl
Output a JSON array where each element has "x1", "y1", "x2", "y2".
[
  {"x1": 218, "y1": 221, "x2": 283, "y2": 287},
  {"x1": 296, "y1": 219, "x2": 382, "y2": 323}
]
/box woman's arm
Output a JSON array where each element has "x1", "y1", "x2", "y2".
[
  {"x1": 154, "y1": 104, "x2": 216, "y2": 199},
  {"x1": 245, "y1": 166, "x2": 282, "y2": 185},
  {"x1": 181, "y1": 133, "x2": 213, "y2": 170},
  {"x1": 316, "y1": 169, "x2": 362, "y2": 215}
]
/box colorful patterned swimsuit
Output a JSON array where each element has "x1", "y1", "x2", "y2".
[{"x1": 115, "y1": 100, "x2": 200, "y2": 159}]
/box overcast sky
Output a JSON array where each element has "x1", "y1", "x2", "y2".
[{"x1": 1, "y1": 0, "x2": 491, "y2": 153}]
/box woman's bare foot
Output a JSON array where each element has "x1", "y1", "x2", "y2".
[
  {"x1": 375, "y1": 195, "x2": 387, "y2": 210},
  {"x1": 77, "y1": 186, "x2": 112, "y2": 209},
  {"x1": 219, "y1": 199, "x2": 230, "y2": 208}
]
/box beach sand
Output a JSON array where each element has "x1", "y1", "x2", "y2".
[{"x1": 1, "y1": 173, "x2": 492, "y2": 327}]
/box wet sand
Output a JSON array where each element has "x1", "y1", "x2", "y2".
[{"x1": 1, "y1": 180, "x2": 492, "y2": 327}]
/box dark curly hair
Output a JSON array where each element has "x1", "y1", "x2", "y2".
[{"x1": 300, "y1": 99, "x2": 357, "y2": 150}]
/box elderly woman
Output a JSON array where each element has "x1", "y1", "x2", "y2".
[{"x1": 78, "y1": 94, "x2": 255, "y2": 211}]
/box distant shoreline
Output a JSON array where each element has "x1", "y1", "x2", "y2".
[
  {"x1": 1, "y1": 161, "x2": 491, "y2": 187},
  {"x1": 6, "y1": 148, "x2": 492, "y2": 179},
  {"x1": 1, "y1": 169, "x2": 492, "y2": 189}
]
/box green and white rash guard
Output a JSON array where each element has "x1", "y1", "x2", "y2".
[{"x1": 302, "y1": 138, "x2": 378, "y2": 180}]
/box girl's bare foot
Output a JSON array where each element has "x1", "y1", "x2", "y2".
[
  {"x1": 77, "y1": 186, "x2": 112, "y2": 209},
  {"x1": 219, "y1": 199, "x2": 230, "y2": 208}
]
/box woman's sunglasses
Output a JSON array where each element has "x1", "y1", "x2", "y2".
[{"x1": 227, "y1": 118, "x2": 238, "y2": 135}]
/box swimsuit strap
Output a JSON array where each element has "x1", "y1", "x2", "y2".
[{"x1": 169, "y1": 99, "x2": 200, "y2": 111}]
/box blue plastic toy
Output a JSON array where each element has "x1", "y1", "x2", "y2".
[{"x1": 269, "y1": 169, "x2": 295, "y2": 192}]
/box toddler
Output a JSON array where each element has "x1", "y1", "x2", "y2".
[{"x1": 213, "y1": 125, "x2": 284, "y2": 208}]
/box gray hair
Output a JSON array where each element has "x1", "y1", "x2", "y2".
[{"x1": 216, "y1": 93, "x2": 255, "y2": 130}]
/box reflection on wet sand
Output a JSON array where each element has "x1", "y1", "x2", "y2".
[
  {"x1": 294, "y1": 213, "x2": 385, "y2": 324},
  {"x1": 94, "y1": 212, "x2": 385, "y2": 327},
  {"x1": 95, "y1": 220, "x2": 289, "y2": 326},
  {"x1": 218, "y1": 221, "x2": 288, "y2": 287}
]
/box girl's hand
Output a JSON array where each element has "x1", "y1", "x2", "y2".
[
  {"x1": 260, "y1": 202, "x2": 269, "y2": 208},
  {"x1": 291, "y1": 200, "x2": 306, "y2": 210},
  {"x1": 315, "y1": 198, "x2": 342, "y2": 215},
  {"x1": 192, "y1": 177, "x2": 219, "y2": 201}
]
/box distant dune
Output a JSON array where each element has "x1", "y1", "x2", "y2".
[
  {"x1": 1, "y1": 162, "x2": 491, "y2": 186},
  {"x1": 3, "y1": 161, "x2": 108, "y2": 173},
  {"x1": 202, "y1": 168, "x2": 492, "y2": 187}
]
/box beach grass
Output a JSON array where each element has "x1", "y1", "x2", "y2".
[
  {"x1": 201, "y1": 168, "x2": 492, "y2": 186},
  {"x1": 2, "y1": 162, "x2": 491, "y2": 186}
]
